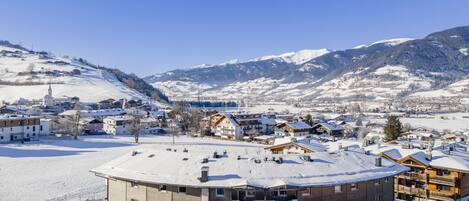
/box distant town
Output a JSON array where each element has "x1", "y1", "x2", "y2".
[{"x1": 1, "y1": 82, "x2": 468, "y2": 201}]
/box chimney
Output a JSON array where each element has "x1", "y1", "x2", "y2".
[
  {"x1": 426, "y1": 146, "x2": 433, "y2": 161},
  {"x1": 199, "y1": 166, "x2": 209, "y2": 182},
  {"x1": 375, "y1": 157, "x2": 382, "y2": 167}
]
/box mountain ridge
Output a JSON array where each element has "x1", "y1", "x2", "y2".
[{"x1": 146, "y1": 26, "x2": 469, "y2": 106}]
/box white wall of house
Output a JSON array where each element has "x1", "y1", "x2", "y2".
[
  {"x1": 103, "y1": 118, "x2": 131, "y2": 135},
  {"x1": 0, "y1": 125, "x2": 39, "y2": 142},
  {"x1": 39, "y1": 119, "x2": 51, "y2": 136}
]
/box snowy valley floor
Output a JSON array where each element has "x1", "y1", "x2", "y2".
[{"x1": 0, "y1": 135, "x2": 265, "y2": 201}]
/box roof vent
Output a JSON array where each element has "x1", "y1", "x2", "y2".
[
  {"x1": 182, "y1": 158, "x2": 188, "y2": 161},
  {"x1": 183, "y1": 148, "x2": 188, "y2": 153},
  {"x1": 375, "y1": 157, "x2": 382, "y2": 167},
  {"x1": 201, "y1": 158, "x2": 209, "y2": 163},
  {"x1": 365, "y1": 150, "x2": 371, "y2": 155},
  {"x1": 148, "y1": 154, "x2": 155, "y2": 158},
  {"x1": 254, "y1": 159, "x2": 262, "y2": 164},
  {"x1": 166, "y1": 148, "x2": 172, "y2": 152},
  {"x1": 131, "y1": 151, "x2": 140, "y2": 156},
  {"x1": 213, "y1": 152, "x2": 221, "y2": 158},
  {"x1": 275, "y1": 157, "x2": 283, "y2": 164},
  {"x1": 199, "y1": 166, "x2": 209, "y2": 182},
  {"x1": 237, "y1": 155, "x2": 241, "y2": 160},
  {"x1": 302, "y1": 155, "x2": 314, "y2": 162}
]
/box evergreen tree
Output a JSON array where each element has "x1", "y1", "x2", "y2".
[{"x1": 384, "y1": 115, "x2": 402, "y2": 141}]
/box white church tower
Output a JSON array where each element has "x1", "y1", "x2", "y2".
[{"x1": 43, "y1": 83, "x2": 54, "y2": 107}]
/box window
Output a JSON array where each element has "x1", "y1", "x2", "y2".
[
  {"x1": 246, "y1": 191, "x2": 255, "y2": 197},
  {"x1": 130, "y1": 199, "x2": 139, "y2": 201},
  {"x1": 351, "y1": 183, "x2": 358, "y2": 191},
  {"x1": 334, "y1": 185, "x2": 342, "y2": 193},
  {"x1": 438, "y1": 185, "x2": 451, "y2": 191},
  {"x1": 178, "y1": 186, "x2": 187, "y2": 193},
  {"x1": 384, "y1": 177, "x2": 390, "y2": 183},
  {"x1": 0, "y1": 136, "x2": 3, "y2": 140},
  {"x1": 216, "y1": 188, "x2": 225, "y2": 197},
  {"x1": 40, "y1": 125, "x2": 43, "y2": 131},
  {"x1": 279, "y1": 190, "x2": 287, "y2": 197},
  {"x1": 159, "y1": 185, "x2": 167, "y2": 192}
]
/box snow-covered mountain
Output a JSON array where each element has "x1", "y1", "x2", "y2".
[
  {"x1": 0, "y1": 41, "x2": 167, "y2": 103},
  {"x1": 145, "y1": 26, "x2": 469, "y2": 105}
]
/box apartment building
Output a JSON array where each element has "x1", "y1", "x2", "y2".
[
  {"x1": 363, "y1": 141, "x2": 469, "y2": 201},
  {"x1": 209, "y1": 113, "x2": 267, "y2": 140},
  {"x1": 91, "y1": 148, "x2": 409, "y2": 201},
  {"x1": 103, "y1": 116, "x2": 133, "y2": 135},
  {"x1": 0, "y1": 114, "x2": 41, "y2": 142}
]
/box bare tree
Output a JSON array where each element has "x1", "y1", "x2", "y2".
[
  {"x1": 129, "y1": 116, "x2": 142, "y2": 143},
  {"x1": 128, "y1": 109, "x2": 143, "y2": 143},
  {"x1": 55, "y1": 111, "x2": 81, "y2": 140}
]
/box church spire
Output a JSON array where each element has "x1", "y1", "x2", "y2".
[{"x1": 48, "y1": 82, "x2": 52, "y2": 97}]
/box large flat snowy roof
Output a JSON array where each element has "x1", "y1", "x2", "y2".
[{"x1": 91, "y1": 148, "x2": 408, "y2": 189}]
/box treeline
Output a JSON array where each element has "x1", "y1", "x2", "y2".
[
  {"x1": 0, "y1": 80, "x2": 64, "y2": 86},
  {"x1": 74, "y1": 57, "x2": 170, "y2": 103},
  {"x1": 104, "y1": 68, "x2": 169, "y2": 103}
]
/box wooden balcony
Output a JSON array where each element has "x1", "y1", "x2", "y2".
[
  {"x1": 429, "y1": 175, "x2": 457, "y2": 186},
  {"x1": 398, "y1": 172, "x2": 427, "y2": 181},
  {"x1": 429, "y1": 190, "x2": 455, "y2": 201},
  {"x1": 396, "y1": 185, "x2": 427, "y2": 197}
]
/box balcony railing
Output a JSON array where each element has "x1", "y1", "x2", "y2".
[
  {"x1": 398, "y1": 172, "x2": 427, "y2": 181},
  {"x1": 429, "y1": 190, "x2": 455, "y2": 201},
  {"x1": 397, "y1": 185, "x2": 427, "y2": 197},
  {"x1": 429, "y1": 175, "x2": 457, "y2": 186}
]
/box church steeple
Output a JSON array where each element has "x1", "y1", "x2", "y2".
[{"x1": 48, "y1": 82, "x2": 52, "y2": 97}]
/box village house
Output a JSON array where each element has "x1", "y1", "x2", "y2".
[
  {"x1": 139, "y1": 117, "x2": 164, "y2": 135},
  {"x1": 274, "y1": 121, "x2": 312, "y2": 137},
  {"x1": 80, "y1": 118, "x2": 104, "y2": 135},
  {"x1": 209, "y1": 113, "x2": 267, "y2": 140},
  {"x1": 312, "y1": 122, "x2": 345, "y2": 137},
  {"x1": 103, "y1": 116, "x2": 133, "y2": 135},
  {"x1": 91, "y1": 148, "x2": 408, "y2": 201},
  {"x1": 59, "y1": 108, "x2": 127, "y2": 120},
  {"x1": 265, "y1": 137, "x2": 327, "y2": 154},
  {"x1": 0, "y1": 114, "x2": 42, "y2": 143}
]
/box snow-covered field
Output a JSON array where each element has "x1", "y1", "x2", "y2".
[
  {"x1": 366, "y1": 112, "x2": 469, "y2": 132},
  {"x1": 0, "y1": 135, "x2": 264, "y2": 201}
]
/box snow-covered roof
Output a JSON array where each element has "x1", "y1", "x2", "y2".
[
  {"x1": 60, "y1": 108, "x2": 126, "y2": 117},
  {"x1": 91, "y1": 149, "x2": 408, "y2": 189},
  {"x1": 366, "y1": 143, "x2": 469, "y2": 172},
  {"x1": 313, "y1": 122, "x2": 344, "y2": 131},
  {"x1": 104, "y1": 115, "x2": 133, "y2": 121},
  {"x1": 0, "y1": 114, "x2": 39, "y2": 120},
  {"x1": 269, "y1": 137, "x2": 327, "y2": 153},
  {"x1": 285, "y1": 121, "x2": 312, "y2": 130},
  {"x1": 260, "y1": 117, "x2": 277, "y2": 125}
]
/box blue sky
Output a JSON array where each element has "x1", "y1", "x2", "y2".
[{"x1": 1, "y1": 0, "x2": 469, "y2": 76}]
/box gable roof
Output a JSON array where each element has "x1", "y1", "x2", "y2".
[{"x1": 313, "y1": 122, "x2": 344, "y2": 131}]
